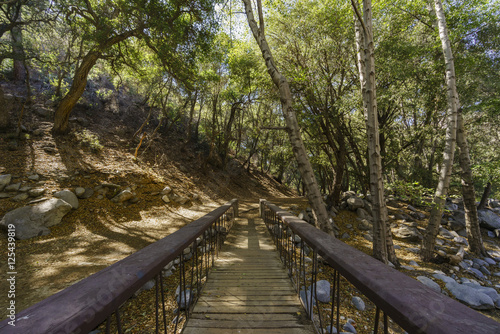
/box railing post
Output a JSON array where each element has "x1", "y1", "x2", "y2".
[
  {"x1": 259, "y1": 198, "x2": 266, "y2": 218},
  {"x1": 231, "y1": 198, "x2": 239, "y2": 217}
]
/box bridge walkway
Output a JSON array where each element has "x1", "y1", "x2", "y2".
[{"x1": 183, "y1": 207, "x2": 313, "y2": 334}]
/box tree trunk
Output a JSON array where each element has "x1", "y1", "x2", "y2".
[
  {"x1": 186, "y1": 90, "x2": 198, "y2": 142},
  {"x1": 53, "y1": 51, "x2": 100, "y2": 134},
  {"x1": 421, "y1": 0, "x2": 459, "y2": 262},
  {"x1": 456, "y1": 105, "x2": 486, "y2": 256},
  {"x1": 478, "y1": 182, "x2": 491, "y2": 210},
  {"x1": 11, "y1": 25, "x2": 25, "y2": 81},
  {"x1": 242, "y1": 0, "x2": 335, "y2": 236},
  {"x1": 352, "y1": 0, "x2": 398, "y2": 265},
  {"x1": 222, "y1": 101, "x2": 240, "y2": 168}
]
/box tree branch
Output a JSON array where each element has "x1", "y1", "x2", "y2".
[{"x1": 350, "y1": 0, "x2": 367, "y2": 35}]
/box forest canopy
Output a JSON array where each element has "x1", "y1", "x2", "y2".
[{"x1": 1, "y1": 0, "x2": 499, "y2": 203}]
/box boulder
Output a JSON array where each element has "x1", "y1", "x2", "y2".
[
  {"x1": 393, "y1": 225, "x2": 422, "y2": 242},
  {"x1": 356, "y1": 208, "x2": 369, "y2": 219},
  {"x1": 0, "y1": 174, "x2": 12, "y2": 191},
  {"x1": 478, "y1": 210, "x2": 500, "y2": 230},
  {"x1": 311, "y1": 280, "x2": 331, "y2": 303},
  {"x1": 28, "y1": 188, "x2": 45, "y2": 198},
  {"x1": 0, "y1": 199, "x2": 72, "y2": 239},
  {"x1": 347, "y1": 197, "x2": 364, "y2": 210},
  {"x1": 489, "y1": 199, "x2": 500, "y2": 208},
  {"x1": 54, "y1": 189, "x2": 79, "y2": 209},
  {"x1": 111, "y1": 190, "x2": 134, "y2": 203},
  {"x1": 75, "y1": 187, "x2": 86, "y2": 197},
  {"x1": 446, "y1": 281, "x2": 495, "y2": 310},
  {"x1": 5, "y1": 183, "x2": 21, "y2": 192},
  {"x1": 416, "y1": 276, "x2": 441, "y2": 293},
  {"x1": 351, "y1": 296, "x2": 365, "y2": 311}
]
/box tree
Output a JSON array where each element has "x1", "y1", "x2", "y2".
[
  {"x1": 52, "y1": 0, "x2": 219, "y2": 134},
  {"x1": 351, "y1": 0, "x2": 398, "y2": 265},
  {"x1": 421, "y1": 0, "x2": 459, "y2": 262},
  {"x1": 242, "y1": 0, "x2": 336, "y2": 236}
]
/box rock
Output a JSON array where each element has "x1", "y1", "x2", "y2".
[
  {"x1": 174, "y1": 196, "x2": 190, "y2": 205},
  {"x1": 311, "y1": 280, "x2": 331, "y2": 303},
  {"x1": 409, "y1": 260, "x2": 419, "y2": 267},
  {"x1": 484, "y1": 258, "x2": 496, "y2": 266},
  {"x1": 480, "y1": 266, "x2": 491, "y2": 276},
  {"x1": 357, "y1": 219, "x2": 371, "y2": 231},
  {"x1": 161, "y1": 186, "x2": 172, "y2": 195},
  {"x1": 393, "y1": 225, "x2": 422, "y2": 242},
  {"x1": 356, "y1": 208, "x2": 369, "y2": 219},
  {"x1": 433, "y1": 273, "x2": 456, "y2": 284},
  {"x1": 487, "y1": 231, "x2": 496, "y2": 238},
  {"x1": 5, "y1": 183, "x2": 21, "y2": 192},
  {"x1": 446, "y1": 281, "x2": 495, "y2": 310},
  {"x1": 19, "y1": 186, "x2": 31, "y2": 192},
  {"x1": 401, "y1": 265, "x2": 415, "y2": 271},
  {"x1": 343, "y1": 320, "x2": 357, "y2": 334},
  {"x1": 162, "y1": 195, "x2": 170, "y2": 203},
  {"x1": 80, "y1": 188, "x2": 94, "y2": 199},
  {"x1": 446, "y1": 203, "x2": 459, "y2": 211},
  {"x1": 351, "y1": 296, "x2": 365, "y2": 311},
  {"x1": 363, "y1": 234, "x2": 373, "y2": 242},
  {"x1": 111, "y1": 190, "x2": 133, "y2": 203},
  {"x1": 453, "y1": 236, "x2": 468, "y2": 246},
  {"x1": 489, "y1": 199, "x2": 500, "y2": 208},
  {"x1": 28, "y1": 188, "x2": 45, "y2": 197},
  {"x1": 75, "y1": 187, "x2": 86, "y2": 197},
  {"x1": 347, "y1": 197, "x2": 364, "y2": 210},
  {"x1": 439, "y1": 227, "x2": 455, "y2": 239},
  {"x1": 407, "y1": 247, "x2": 420, "y2": 253},
  {"x1": 11, "y1": 193, "x2": 29, "y2": 202},
  {"x1": 34, "y1": 107, "x2": 52, "y2": 118},
  {"x1": 28, "y1": 174, "x2": 40, "y2": 181},
  {"x1": 176, "y1": 290, "x2": 192, "y2": 309},
  {"x1": 478, "y1": 210, "x2": 500, "y2": 230},
  {"x1": 325, "y1": 325, "x2": 337, "y2": 334},
  {"x1": 0, "y1": 199, "x2": 72, "y2": 239},
  {"x1": 417, "y1": 276, "x2": 441, "y2": 293},
  {"x1": 43, "y1": 147, "x2": 57, "y2": 154},
  {"x1": 468, "y1": 268, "x2": 486, "y2": 280},
  {"x1": 341, "y1": 232, "x2": 350, "y2": 239},
  {"x1": 407, "y1": 205, "x2": 417, "y2": 212},
  {"x1": 54, "y1": 190, "x2": 79, "y2": 209},
  {"x1": 0, "y1": 174, "x2": 12, "y2": 191}
]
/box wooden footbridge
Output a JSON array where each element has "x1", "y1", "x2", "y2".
[{"x1": 1, "y1": 199, "x2": 500, "y2": 334}]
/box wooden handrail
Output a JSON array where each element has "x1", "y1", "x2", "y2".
[
  {"x1": 0, "y1": 199, "x2": 238, "y2": 334},
  {"x1": 260, "y1": 200, "x2": 500, "y2": 334}
]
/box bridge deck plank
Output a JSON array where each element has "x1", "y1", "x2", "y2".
[{"x1": 184, "y1": 213, "x2": 313, "y2": 333}]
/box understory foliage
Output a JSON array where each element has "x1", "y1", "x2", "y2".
[{"x1": 0, "y1": 0, "x2": 499, "y2": 200}]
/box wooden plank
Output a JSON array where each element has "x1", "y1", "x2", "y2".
[
  {"x1": 189, "y1": 313, "x2": 300, "y2": 321},
  {"x1": 183, "y1": 328, "x2": 312, "y2": 334},
  {"x1": 199, "y1": 295, "x2": 299, "y2": 302},
  {"x1": 192, "y1": 305, "x2": 303, "y2": 313},
  {"x1": 185, "y1": 319, "x2": 305, "y2": 328}
]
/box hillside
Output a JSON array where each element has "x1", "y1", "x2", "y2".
[{"x1": 0, "y1": 81, "x2": 295, "y2": 314}]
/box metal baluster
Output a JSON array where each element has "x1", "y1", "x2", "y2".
[
  {"x1": 374, "y1": 307, "x2": 380, "y2": 334},
  {"x1": 155, "y1": 275, "x2": 160, "y2": 334},
  {"x1": 115, "y1": 309, "x2": 123, "y2": 334},
  {"x1": 159, "y1": 271, "x2": 167, "y2": 332},
  {"x1": 329, "y1": 270, "x2": 336, "y2": 334},
  {"x1": 105, "y1": 316, "x2": 111, "y2": 334},
  {"x1": 336, "y1": 271, "x2": 340, "y2": 333},
  {"x1": 384, "y1": 312, "x2": 388, "y2": 334},
  {"x1": 313, "y1": 250, "x2": 325, "y2": 331}
]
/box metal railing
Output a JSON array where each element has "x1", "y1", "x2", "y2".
[
  {"x1": 0, "y1": 199, "x2": 238, "y2": 334},
  {"x1": 260, "y1": 199, "x2": 500, "y2": 334}
]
